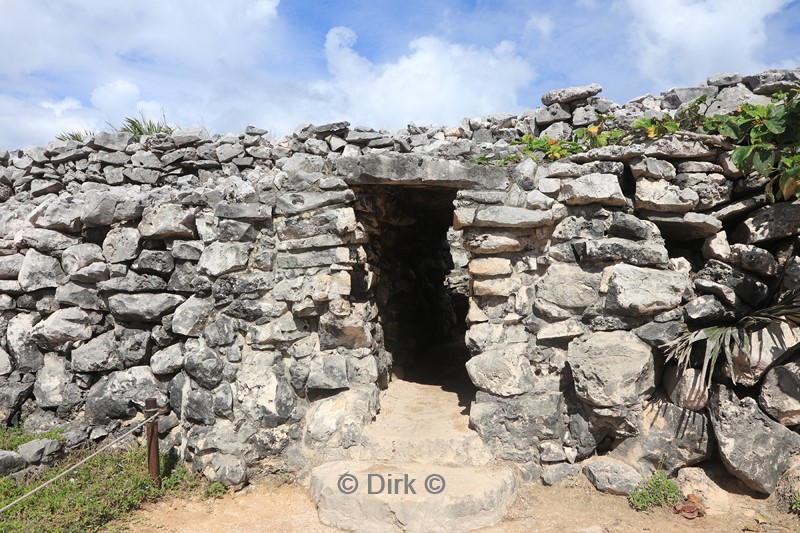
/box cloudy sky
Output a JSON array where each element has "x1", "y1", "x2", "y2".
[{"x1": 1, "y1": 0, "x2": 798, "y2": 150}]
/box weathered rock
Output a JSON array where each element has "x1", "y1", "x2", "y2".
[
  {"x1": 184, "y1": 339, "x2": 224, "y2": 390},
  {"x1": 675, "y1": 465, "x2": 735, "y2": 516},
  {"x1": 102, "y1": 227, "x2": 141, "y2": 263},
  {"x1": 0, "y1": 450, "x2": 26, "y2": 476},
  {"x1": 18, "y1": 249, "x2": 67, "y2": 291},
  {"x1": 759, "y1": 361, "x2": 800, "y2": 426},
  {"x1": 728, "y1": 243, "x2": 778, "y2": 277},
  {"x1": 33, "y1": 353, "x2": 79, "y2": 410},
  {"x1": 733, "y1": 201, "x2": 800, "y2": 244},
  {"x1": 604, "y1": 264, "x2": 689, "y2": 315},
  {"x1": 15, "y1": 228, "x2": 79, "y2": 252},
  {"x1": 536, "y1": 264, "x2": 601, "y2": 312},
  {"x1": 542, "y1": 83, "x2": 602, "y2": 105},
  {"x1": 573, "y1": 238, "x2": 669, "y2": 267},
  {"x1": 138, "y1": 204, "x2": 196, "y2": 238},
  {"x1": 71, "y1": 330, "x2": 122, "y2": 373},
  {"x1": 724, "y1": 321, "x2": 799, "y2": 387},
  {"x1": 568, "y1": 331, "x2": 655, "y2": 407},
  {"x1": 643, "y1": 212, "x2": 722, "y2": 240},
  {"x1": 6, "y1": 312, "x2": 43, "y2": 373},
  {"x1": 171, "y1": 296, "x2": 214, "y2": 337},
  {"x1": 55, "y1": 282, "x2": 104, "y2": 310},
  {"x1": 709, "y1": 385, "x2": 800, "y2": 494},
  {"x1": 150, "y1": 343, "x2": 184, "y2": 375},
  {"x1": 108, "y1": 293, "x2": 185, "y2": 322},
  {"x1": 466, "y1": 350, "x2": 536, "y2": 397},
  {"x1": 306, "y1": 352, "x2": 349, "y2": 390},
  {"x1": 541, "y1": 463, "x2": 581, "y2": 486},
  {"x1": 695, "y1": 259, "x2": 768, "y2": 308},
  {"x1": 560, "y1": 173, "x2": 625, "y2": 206},
  {"x1": 61, "y1": 243, "x2": 104, "y2": 275},
  {"x1": 196, "y1": 242, "x2": 251, "y2": 277},
  {"x1": 701, "y1": 231, "x2": 731, "y2": 262},
  {"x1": 85, "y1": 366, "x2": 167, "y2": 424},
  {"x1": 663, "y1": 366, "x2": 709, "y2": 411},
  {"x1": 610, "y1": 400, "x2": 713, "y2": 476},
  {"x1": 16, "y1": 438, "x2": 63, "y2": 464},
  {"x1": 629, "y1": 157, "x2": 677, "y2": 180},
  {"x1": 31, "y1": 308, "x2": 92, "y2": 349},
  {"x1": 635, "y1": 179, "x2": 698, "y2": 212},
  {"x1": 582, "y1": 458, "x2": 643, "y2": 495},
  {"x1": 472, "y1": 206, "x2": 557, "y2": 228}
]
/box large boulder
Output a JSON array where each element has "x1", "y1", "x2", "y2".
[
  {"x1": 733, "y1": 201, "x2": 800, "y2": 244},
  {"x1": 609, "y1": 400, "x2": 713, "y2": 476},
  {"x1": 85, "y1": 366, "x2": 167, "y2": 425},
  {"x1": 724, "y1": 321, "x2": 799, "y2": 387},
  {"x1": 709, "y1": 385, "x2": 800, "y2": 494},
  {"x1": 759, "y1": 361, "x2": 800, "y2": 426},
  {"x1": 567, "y1": 331, "x2": 656, "y2": 407},
  {"x1": 466, "y1": 350, "x2": 536, "y2": 397},
  {"x1": 604, "y1": 264, "x2": 689, "y2": 315}
]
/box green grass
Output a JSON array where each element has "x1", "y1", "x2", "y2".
[
  {"x1": 0, "y1": 447, "x2": 198, "y2": 533},
  {"x1": 628, "y1": 470, "x2": 682, "y2": 511},
  {"x1": 203, "y1": 481, "x2": 226, "y2": 499},
  {"x1": 0, "y1": 425, "x2": 64, "y2": 451},
  {"x1": 792, "y1": 491, "x2": 800, "y2": 514}
]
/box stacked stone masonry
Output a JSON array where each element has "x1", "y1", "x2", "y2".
[{"x1": 1, "y1": 68, "x2": 800, "y2": 494}]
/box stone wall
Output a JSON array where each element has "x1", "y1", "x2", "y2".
[{"x1": 1, "y1": 67, "x2": 799, "y2": 494}]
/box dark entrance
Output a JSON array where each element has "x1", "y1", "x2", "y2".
[{"x1": 352, "y1": 185, "x2": 472, "y2": 394}]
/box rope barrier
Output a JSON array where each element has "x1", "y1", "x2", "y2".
[{"x1": 0, "y1": 412, "x2": 160, "y2": 515}]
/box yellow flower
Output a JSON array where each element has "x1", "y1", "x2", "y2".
[
  {"x1": 553, "y1": 152, "x2": 561, "y2": 159},
  {"x1": 587, "y1": 125, "x2": 600, "y2": 135},
  {"x1": 646, "y1": 126, "x2": 657, "y2": 138}
]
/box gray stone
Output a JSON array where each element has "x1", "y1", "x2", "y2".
[
  {"x1": 608, "y1": 212, "x2": 656, "y2": 241},
  {"x1": 728, "y1": 244, "x2": 777, "y2": 277},
  {"x1": 172, "y1": 296, "x2": 214, "y2": 337},
  {"x1": 635, "y1": 179, "x2": 698, "y2": 212},
  {"x1": 33, "y1": 353, "x2": 77, "y2": 410},
  {"x1": 31, "y1": 307, "x2": 92, "y2": 349},
  {"x1": 85, "y1": 366, "x2": 167, "y2": 425},
  {"x1": 0, "y1": 254, "x2": 23, "y2": 279},
  {"x1": 470, "y1": 391, "x2": 565, "y2": 462},
  {"x1": 724, "y1": 321, "x2": 799, "y2": 387},
  {"x1": 274, "y1": 191, "x2": 355, "y2": 216},
  {"x1": 707, "y1": 72, "x2": 742, "y2": 87},
  {"x1": 471, "y1": 206, "x2": 558, "y2": 228},
  {"x1": 307, "y1": 352, "x2": 349, "y2": 390},
  {"x1": 18, "y1": 249, "x2": 67, "y2": 291},
  {"x1": 108, "y1": 293, "x2": 185, "y2": 322},
  {"x1": 0, "y1": 348, "x2": 11, "y2": 376},
  {"x1": 197, "y1": 242, "x2": 251, "y2": 277},
  {"x1": 743, "y1": 69, "x2": 800, "y2": 95},
  {"x1": 610, "y1": 400, "x2": 713, "y2": 476},
  {"x1": 542, "y1": 83, "x2": 602, "y2": 105},
  {"x1": 138, "y1": 204, "x2": 196, "y2": 238},
  {"x1": 16, "y1": 438, "x2": 63, "y2": 464},
  {"x1": 560, "y1": 173, "x2": 625, "y2": 206},
  {"x1": 466, "y1": 350, "x2": 536, "y2": 397},
  {"x1": 71, "y1": 330, "x2": 122, "y2": 373},
  {"x1": 102, "y1": 227, "x2": 140, "y2": 263},
  {"x1": 642, "y1": 212, "x2": 722, "y2": 240},
  {"x1": 150, "y1": 343, "x2": 184, "y2": 375},
  {"x1": 6, "y1": 312, "x2": 43, "y2": 373},
  {"x1": 605, "y1": 264, "x2": 689, "y2": 315},
  {"x1": 214, "y1": 203, "x2": 271, "y2": 221},
  {"x1": 709, "y1": 385, "x2": 800, "y2": 494},
  {"x1": 733, "y1": 202, "x2": 800, "y2": 244},
  {"x1": 661, "y1": 86, "x2": 718, "y2": 109},
  {"x1": 132, "y1": 250, "x2": 174, "y2": 276},
  {"x1": 0, "y1": 381, "x2": 33, "y2": 424},
  {"x1": 15, "y1": 228, "x2": 79, "y2": 252},
  {"x1": 90, "y1": 131, "x2": 133, "y2": 151},
  {"x1": 629, "y1": 157, "x2": 677, "y2": 180},
  {"x1": 536, "y1": 264, "x2": 601, "y2": 312},
  {"x1": 702, "y1": 231, "x2": 731, "y2": 262},
  {"x1": 582, "y1": 458, "x2": 643, "y2": 495},
  {"x1": 572, "y1": 238, "x2": 669, "y2": 267},
  {"x1": 663, "y1": 366, "x2": 709, "y2": 411},
  {"x1": 171, "y1": 240, "x2": 204, "y2": 260},
  {"x1": 540, "y1": 121, "x2": 573, "y2": 141},
  {"x1": 568, "y1": 331, "x2": 655, "y2": 407},
  {"x1": 185, "y1": 389, "x2": 215, "y2": 425},
  {"x1": 706, "y1": 84, "x2": 771, "y2": 115},
  {"x1": 541, "y1": 463, "x2": 581, "y2": 485},
  {"x1": 61, "y1": 244, "x2": 104, "y2": 276},
  {"x1": 237, "y1": 351, "x2": 296, "y2": 428},
  {"x1": 695, "y1": 259, "x2": 769, "y2": 308},
  {"x1": 759, "y1": 362, "x2": 800, "y2": 426},
  {"x1": 0, "y1": 450, "x2": 26, "y2": 476},
  {"x1": 184, "y1": 339, "x2": 224, "y2": 389},
  {"x1": 534, "y1": 104, "x2": 571, "y2": 126},
  {"x1": 644, "y1": 138, "x2": 716, "y2": 159},
  {"x1": 206, "y1": 453, "x2": 247, "y2": 488}
]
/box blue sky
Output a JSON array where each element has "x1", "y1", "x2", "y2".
[{"x1": 1, "y1": 0, "x2": 798, "y2": 150}]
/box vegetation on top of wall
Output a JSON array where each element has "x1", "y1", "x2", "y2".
[{"x1": 56, "y1": 112, "x2": 175, "y2": 143}]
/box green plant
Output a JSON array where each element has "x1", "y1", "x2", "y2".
[
  {"x1": 663, "y1": 283, "x2": 800, "y2": 390},
  {"x1": 512, "y1": 134, "x2": 581, "y2": 161},
  {"x1": 0, "y1": 424, "x2": 64, "y2": 451},
  {"x1": 113, "y1": 112, "x2": 174, "y2": 141},
  {"x1": 55, "y1": 130, "x2": 96, "y2": 143},
  {"x1": 628, "y1": 470, "x2": 681, "y2": 511},
  {"x1": 203, "y1": 481, "x2": 226, "y2": 499},
  {"x1": 629, "y1": 115, "x2": 679, "y2": 139},
  {"x1": 498, "y1": 154, "x2": 522, "y2": 166},
  {"x1": 470, "y1": 155, "x2": 490, "y2": 165},
  {"x1": 791, "y1": 491, "x2": 800, "y2": 513},
  {"x1": 697, "y1": 90, "x2": 800, "y2": 202},
  {"x1": 573, "y1": 114, "x2": 625, "y2": 148},
  {"x1": 0, "y1": 446, "x2": 199, "y2": 532}
]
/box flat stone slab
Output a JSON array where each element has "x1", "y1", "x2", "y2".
[{"x1": 310, "y1": 460, "x2": 517, "y2": 533}]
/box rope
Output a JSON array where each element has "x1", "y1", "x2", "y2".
[{"x1": 0, "y1": 412, "x2": 160, "y2": 515}]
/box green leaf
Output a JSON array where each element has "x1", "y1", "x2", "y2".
[
  {"x1": 731, "y1": 145, "x2": 755, "y2": 169},
  {"x1": 718, "y1": 121, "x2": 741, "y2": 140},
  {"x1": 664, "y1": 121, "x2": 679, "y2": 134},
  {"x1": 753, "y1": 148, "x2": 776, "y2": 176},
  {"x1": 765, "y1": 118, "x2": 786, "y2": 135}
]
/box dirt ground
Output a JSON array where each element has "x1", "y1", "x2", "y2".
[{"x1": 117, "y1": 473, "x2": 800, "y2": 533}]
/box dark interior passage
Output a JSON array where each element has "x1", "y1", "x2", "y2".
[{"x1": 353, "y1": 186, "x2": 472, "y2": 393}]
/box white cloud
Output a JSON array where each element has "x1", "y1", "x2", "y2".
[
  {"x1": 623, "y1": 0, "x2": 789, "y2": 87},
  {"x1": 524, "y1": 15, "x2": 554, "y2": 39},
  {"x1": 90, "y1": 81, "x2": 140, "y2": 116},
  {"x1": 40, "y1": 97, "x2": 82, "y2": 117},
  {"x1": 309, "y1": 27, "x2": 535, "y2": 129}
]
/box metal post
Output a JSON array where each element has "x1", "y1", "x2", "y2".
[{"x1": 145, "y1": 398, "x2": 161, "y2": 488}]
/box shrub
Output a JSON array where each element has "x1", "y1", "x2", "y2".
[
  {"x1": 204, "y1": 481, "x2": 226, "y2": 499},
  {"x1": 628, "y1": 470, "x2": 682, "y2": 511}
]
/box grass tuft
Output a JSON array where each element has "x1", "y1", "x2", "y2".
[{"x1": 628, "y1": 470, "x2": 682, "y2": 511}]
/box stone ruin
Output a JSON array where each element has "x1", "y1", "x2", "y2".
[{"x1": 1, "y1": 67, "x2": 800, "y2": 506}]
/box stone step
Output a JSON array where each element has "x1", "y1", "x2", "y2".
[
  {"x1": 310, "y1": 460, "x2": 517, "y2": 533},
  {"x1": 349, "y1": 431, "x2": 495, "y2": 467}
]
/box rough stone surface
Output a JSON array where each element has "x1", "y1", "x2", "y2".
[
  {"x1": 582, "y1": 458, "x2": 643, "y2": 495},
  {"x1": 709, "y1": 385, "x2": 800, "y2": 494},
  {"x1": 759, "y1": 361, "x2": 800, "y2": 426},
  {"x1": 604, "y1": 264, "x2": 689, "y2": 315}
]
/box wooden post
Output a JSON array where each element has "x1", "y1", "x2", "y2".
[{"x1": 145, "y1": 398, "x2": 161, "y2": 488}]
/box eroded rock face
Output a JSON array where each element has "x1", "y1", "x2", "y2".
[
  {"x1": 759, "y1": 361, "x2": 800, "y2": 426},
  {"x1": 567, "y1": 331, "x2": 656, "y2": 408},
  {"x1": 709, "y1": 385, "x2": 800, "y2": 494}
]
